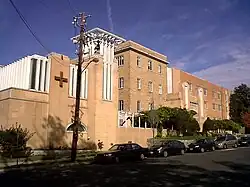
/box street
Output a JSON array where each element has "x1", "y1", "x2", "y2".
[{"x1": 0, "y1": 147, "x2": 250, "y2": 187}]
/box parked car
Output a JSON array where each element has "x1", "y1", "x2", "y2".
[
  {"x1": 238, "y1": 136, "x2": 250, "y2": 147},
  {"x1": 94, "y1": 143, "x2": 148, "y2": 164},
  {"x1": 149, "y1": 140, "x2": 186, "y2": 157},
  {"x1": 188, "y1": 138, "x2": 216, "y2": 153},
  {"x1": 214, "y1": 134, "x2": 238, "y2": 149}
]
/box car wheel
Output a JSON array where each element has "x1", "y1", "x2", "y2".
[
  {"x1": 200, "y1": 148, "x2": 205, "y2": 153},
  {"x1": 140, "y1": 153, "x2": 145, "y2": 160},
  {"x1": 180, "y1": 149, "x2": 185, "y2": 155},
  {"x1": 115, "y1": 157, "x2": 120, "y2": 163},
  {"x1": 163, "y1": 151, "x2": 168, "y2": 157},
  {"x1": 223, "y1": 144, "x2": 227, "y2": 149},
  {"x1": 211, "y1": 146, "x2": 215, "y2": 151},
  {"x1": 234, "y1": 143, "x2": 238, "y2": 148}
]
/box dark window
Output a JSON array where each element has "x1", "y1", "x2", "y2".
[
  {"x1": 132, "y1": 144, "x2": 141, "y2": 150},
  {"x1": 38, "y1": 60, "x2": 43, "y2": 91},
  {"x1": 44, "y1": 61, "x2": 48, "y2": 91},
  {"x1": 66, "y1": 123, "x2": 86, "y2": 132},
  {"x1": 30, "y1": 58, "x2": 37, "y2": 89}
]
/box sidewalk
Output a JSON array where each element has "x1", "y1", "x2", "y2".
[{"x1": 0, "y1": 156, "x2": 94, "y2": 172}]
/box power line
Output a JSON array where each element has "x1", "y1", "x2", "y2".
[
  {"x1": 8, "y1": 0, "x2": 67, "y2": 67},
  {"x1": 66, "y1": 0, "x2": 77, "y2": 15}
]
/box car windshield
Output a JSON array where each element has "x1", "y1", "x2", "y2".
[
  {"x1": 109, "y1": 144, "x2": 125, "y2": 151},
  {"x1": 241, "y1": 137, "x2": 249, "y2": 141},
  {"x1": 215, "y1": 136, "x2": 226, "y2": 141},
  {"x1": 196, "y1": 139, "x2": 205, "y2": 143}
]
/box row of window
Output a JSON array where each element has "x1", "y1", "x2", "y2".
[
  {"x1": 119, "y1": 100, "x2": 223, "y2": 112},
  {"x1": 187, "y1": 82, "x2": 222, "y2": 99},
  {"x1": 118, "y1": 77, "x2": 163, "y2": 94},
  {"x1": 118, "y1": 100, "x2": 154, "y2": 112},
  {"x1": 212, "y1": 103, "x2": 222, "y2": 111},
  {"x1": 116, "y1": 55, "x2": 162, "y2": 74}
]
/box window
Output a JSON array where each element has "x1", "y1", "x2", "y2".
[
  {"x1": 119, "y1": 100, "x2": 124, "y2": 111},
  {"x1": 212, "y1": 103, "x2": 216, "y2": 110},
  {"x1": 203, "y1": 88, "x2": 207, "y2": 96},
  {"x1": 148, "y1": 103, "x2": 154, "y2": 110},
  {"x1": 159, "y1": 84, "x2": 162, "y2": 95},
  {"x1": 218, "y1": 93, "x2": 221, "y2": 100},
  {"x1": 137, "y1": 78, "x2": 141, "y2": 90},
  {"x1": 212, "y1": 91, "x2": 216, "y2": 98},
  {"x1": 137, "y1": 56, "x2": 141, "y2": 67},
  {"x1": 218, "y1": 104, "x2": 222, "y2": 111},
  {"x1": 119, "y1": 77, "x2": 124, "y2": 88},
  {"x1": 132, "y1": 144, "x2": 141, "y2": 150},
  {"x1": 38, "y1": 60, "x2": 43, "y2": 91},
  {"x1": 66, "y1": 122, "x2": 87, "y2": 132},
  {"x1": 188, "y1": 82, "x2": 192, "y2": 91},
  {"x1": 116, "y1": 55, "x2": 124, "y2": 66},
  {"x1": 158, "y1": 64, "x2": 162, "y2": 73},
  {"x1": 148, "y1": 81, "x2": 153, "y2": 92},
  {"x1": 204, "y1": 101, "x2": 208, "y2": 109},
  {"x1": 30, "y1": 58, "x2": 37, "y2": 89},
  {"x1": 137, "y1": 100, "x2": 141, "y2": 112},
  {"x1": 148, "y1": 60, "x2": 153, "y2": 70}
]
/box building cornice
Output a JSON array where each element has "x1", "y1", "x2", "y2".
[{"x1": 115, "y1": 45, "x2": 168, "y2": 64}]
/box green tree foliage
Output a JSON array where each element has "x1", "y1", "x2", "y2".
[
  {"x1": 202, "y1": 118, "x2": 241, "y2": 133},
  {"x1": 230, "y1": 84, "x2": 250, "y2": 125},
  {"x1": 0, "y1": 124, "x2": 35, "y2": 158},
  {"x1": 141, "y1": 107, "x2": 200, "y2": 136}
]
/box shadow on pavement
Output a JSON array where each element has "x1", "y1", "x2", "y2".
[{"x1": 0, "y1": 160, "x2": 249, "y2": 187}]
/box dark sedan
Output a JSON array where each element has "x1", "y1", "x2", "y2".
[
  {"x1": 238, "y1": 136, "x2": 250, "y2": 147},
  {"x1": 188, "y1": 138, "x2": 216, "y2": 153},
  {"x1": 94, "y1": 143, "x2": 148, "y2": 164},
  {"x1": 149, "y1": 140, "x2": 186, "y2": 157}
]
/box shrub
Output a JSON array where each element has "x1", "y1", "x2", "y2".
[{"x1": 0, "y1": 124, "x2": 34, "y2": 158}]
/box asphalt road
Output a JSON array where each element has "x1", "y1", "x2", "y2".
[{"x1": 0, "y1": 147, "x2": 250, "y2": 187}]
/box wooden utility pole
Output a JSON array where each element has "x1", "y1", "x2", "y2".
[{"x1": 71, "y1": 13, "x2": 88, "y2": 162}]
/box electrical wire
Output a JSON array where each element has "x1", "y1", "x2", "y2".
[
  {"x1": 66, "y1": 0, "x2": 77, "y2": 15},
  {"x1": 8, "y1": 0, "x2": 68, "y2": 67}
]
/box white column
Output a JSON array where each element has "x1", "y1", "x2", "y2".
[
  {"x1": 25, "y1": 57, "x2": 31, "y2": 89},
  {"x1": 107, "y1": 63, "x2": 111, "y2": 100},
  {"x1": 100, "y1": 40, "x2": 104, "y2": 56},
  {"x1": 103, "y1": 42, "x2": 107, "y2": 62},
  {"x1": 167, "y1": 67, "x2": 173, "y2": 94},
  {"x1": 10, "y1": 63, "x2": 14, "y2": 88},
  {"x1": 84, "y1": 70, "x2": 88, "y2": 99},
  {"x1": 19, "y1": 58, "x2": 24, "y2": 89},
  {"x1": 198, "y1": 88, "x2": 204, "y2": 117},
  {"x1": 69, "y1": 65, "x2": 73, "y2": 96},
  {"x1": 2, "y1": 66, "x2": 6, "y2": 90},
  {"x1": 35, "y1": 58, "x2": 41, "y2": 90},
  {"x1": 45, "y1": 59, "x2": 51, "y2": 92},
  {"x1": 40, "y1": 60, "x2": 46, "y2": 92},
  {"x1": 107, "y1": 42, "x2": 111, "y2": 63},
  {"x1": 81, "y1": 68, "x2": 85, "y2": 98},
  {"x1": 15, "y1": 61, "x2": 20, "y2": 88},
  {"x1": 103, "y1": 63, "x2": 107, "y2": 100},
  {"x1": 109, "y1": 64, "x2": 113, "y2": 100},
  {"x1": 184, "y1": 84, "x2": 189, "y2": 109},
  {"x1": 73, "y1": 66, "x2": 77, "y2": 97}
]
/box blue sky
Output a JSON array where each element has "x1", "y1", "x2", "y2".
[{"x1": 1, "y1": 0, "x2": 250, "y2": 89}]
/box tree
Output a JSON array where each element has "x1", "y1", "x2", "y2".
[
  {"x1": 143, "y1": 109, "x2": 160, "y2": 142},
  {"x1": 243, "y1": 112, "x2": 250, "y2": 128},
  {"x1": 230, "y1": 84, "x2": 250, "y2": 125},
  {"x1": 203, "y1": 117, "x2": 215, "y2": 133}
]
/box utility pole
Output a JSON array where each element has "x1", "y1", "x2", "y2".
[{"x1": 71, "y1": 13, "x2": 89, "y2": 161}]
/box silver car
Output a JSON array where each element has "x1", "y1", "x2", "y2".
[{"x1": 214, "y1": 134, "x2": 238, "y2": 149}]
